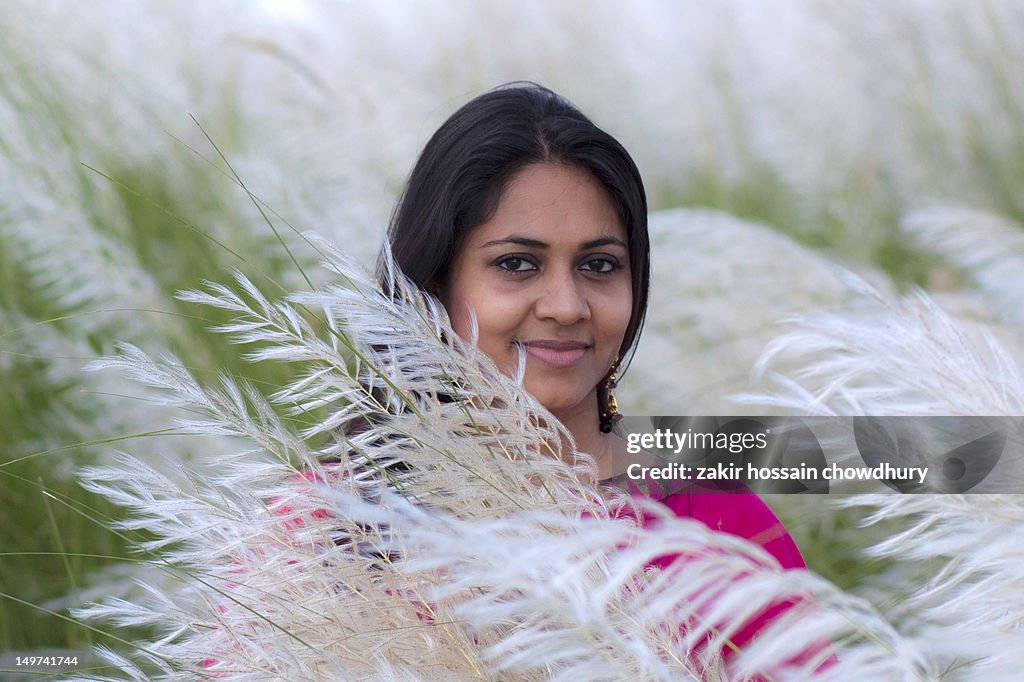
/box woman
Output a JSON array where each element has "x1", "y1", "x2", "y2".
[
  {"x1": 386, "y1": 90, "x2": 639, "y2": 477},
  {"x1": 111, "y1": 83, "x2": 819, "y2": 679},
  {"x1": 384, "y1": 82, "x2": 804, "y2": 571}
]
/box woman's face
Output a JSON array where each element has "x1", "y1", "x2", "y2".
[{"x1": 442, "y1": 163, "x2": 632, "y2": 421}]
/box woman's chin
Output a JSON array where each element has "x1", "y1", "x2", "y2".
[{"x1": 531, "y1": 392, "x2": 593, "y2": 422}]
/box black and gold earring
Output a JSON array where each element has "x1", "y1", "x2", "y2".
[{"x1": 598, "y1": 359, "x2": 622, "y2": 433}]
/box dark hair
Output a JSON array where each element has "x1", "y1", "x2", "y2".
[{"x1": 384, "y1": 82, "x2": 649, "y2": 370}]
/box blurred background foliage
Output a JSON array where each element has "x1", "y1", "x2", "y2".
[{"x1": 2, "y1": 0, "x2": 1023, "y2": 659}]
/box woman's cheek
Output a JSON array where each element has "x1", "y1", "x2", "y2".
[
  {"x1": 601, "y1": 288, "x2": 633, "y2": 344},
  {"x1": 470, "y1": 303, "x2": 516, "y2": 367}
]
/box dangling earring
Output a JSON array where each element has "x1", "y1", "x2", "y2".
[{"x1": 598, "y1": 358, "x2": 623, "y2": 434}]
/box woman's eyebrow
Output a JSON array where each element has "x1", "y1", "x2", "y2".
[
  {"x1": 481, "y1": 236, "x2": 547, "y2": 249},
  {"x1": 480, "y1": 235, "x2": 627, "y2": 249},
  {"x1": 581, "y1": 236, "x2": 627, "y2": 250}
]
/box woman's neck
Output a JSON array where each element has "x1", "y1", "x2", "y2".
[{"x1": 551, "y1": 390, "x2": 620, "y2": 481}]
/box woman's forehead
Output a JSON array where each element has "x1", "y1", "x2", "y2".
[{"x1": 466, "y1": 163, "x2": 626, "y2": 248}]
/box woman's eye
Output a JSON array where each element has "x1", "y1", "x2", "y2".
[
  {"x1": 580, "y1": 257, "x2": 620, "y2": 274},
  {"x1": 495, "y1": 256, "x2": 537, "y2": 273}
]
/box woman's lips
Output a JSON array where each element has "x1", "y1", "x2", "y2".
[{"x1": 522, "y1": 341, "x2": 590, "y2": 367}]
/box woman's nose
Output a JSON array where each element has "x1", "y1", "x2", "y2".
[{"x1": 533, "y1": 271, "x2": 591, "y2": 324}]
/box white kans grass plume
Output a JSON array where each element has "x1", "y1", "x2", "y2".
[
  {"x1": 838, "y1": 495, "x2": 1024, "y2": 681},
  {"x1": 324, "y1": 490, "x2": 932, "y2": 682},
  {"x1": 75, "y1": 237, "x2": 931, "y2": 680},
  {"x1": 737, "y1": 274, "x2": 1024, "y2": 678},
  {"x1": 73, "y1": 235, "x2": 589, "y2": 678},
  {"x1": 738, "y1": 274, "x2": 1024, "y2": 418},
  {"x1": 0, "y1": 63, "x2": 167, "y2": 342},
  {"x1": 621, "y1": 209, "x2": 878, "y2": 415},
  {"x1": 902, "y1": 205, "x2": 1024, "y2": 329}
]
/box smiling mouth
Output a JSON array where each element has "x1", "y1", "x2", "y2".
[{"x1": 520, "y1": 341, "x2": 590, "y2": 368}]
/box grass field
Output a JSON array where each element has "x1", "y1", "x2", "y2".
[{"x1": 2, "y1": 1, "x2": 1023, "y2": 677}]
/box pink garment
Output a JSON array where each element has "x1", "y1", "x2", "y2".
[
  {"x1": 661, "y1": 487, "x2": 806, "y2": 571},
  {"x1": 608, "y1": 474, "x2": 805, "y2": 568}
]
